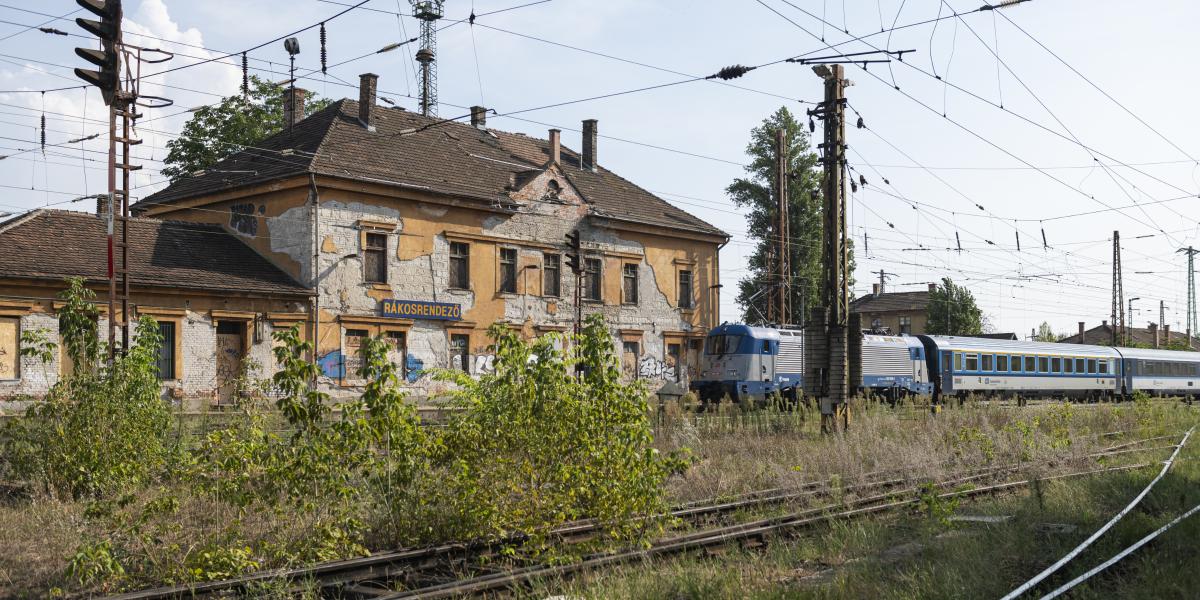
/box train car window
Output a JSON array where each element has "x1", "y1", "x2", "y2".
[
  {"x1": 1012, "y1": 355, "x2": 1022, "y2": 372},
  {"x1": 997, "y1": 355, "x2": 1009, "y2": 371},
  {"x1": 761, "y1": 340, "x2": 771, "y2": 353},
  {"x1": 1075, "y1": 358, "x2": 1085, "y2": 373},
  {"x1": 964, "y1": 354, "x2": 978, "y2": 371},
  {"x1": 1025, "y1": 356, "x2": 1036, "y2": 372},
  {"x1": 954, "y1": 353, "x2": 963, "y2": 371},
  {"x1": 1051, "y1": 357, "x2": 1061, "y2": 372},
  {"x1": 1087, "y1": 359, "x2": 1097, "y2": 374},
  {"x1": 1064, "y1": 358, "x2": 1074, "y2": 373},
  {"x1": 1039, "y1": 357, "x2": 1049, "y2": 373},
  {"x1": 982, "y1": 354, "x2": 993, "y2": 371}
]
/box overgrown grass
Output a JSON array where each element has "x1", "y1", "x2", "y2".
[{"x1": 536, "y1": 402, "x2": 1200, "y2": 599}]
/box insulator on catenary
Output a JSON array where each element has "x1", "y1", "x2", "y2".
[
  {"x1": 320, "y1": 22, "x2": 327, "y2": 74},
  {"x1": 1041, "y1": 227, "x2": 1048, "y2": 250},
  {"x1": 956, "y1": 231, "x2": 962, "y2": 253},
  {"x1": 707, "y1": 64, "x2": 755, "y2": 80},
  {"x1": 242, "y1": 52, "x2": 249, "y2": 97},
  {"x1": 1016, "y1": 230, "x2": 1021, "y2": 252}
]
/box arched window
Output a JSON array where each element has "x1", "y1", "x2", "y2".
[{"x1": 545, "y1": 179, "x2": 561, "y2": 200}]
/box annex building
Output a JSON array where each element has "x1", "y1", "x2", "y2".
[{"x1": 0, "y1": 74, "x2": 727, "y2": 408}]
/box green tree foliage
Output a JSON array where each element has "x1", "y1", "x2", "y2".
[
  {"x1": 925, "y1": 277, "x2": 984, "y2": 336},
  {"x1": 4, "y1": 280, "x2": 176, "y2": 500},
  {"x1": 1033, "y1": 321, "x2": 1059, "y2": 342},
  {"x1": 160, "y1": 76, "x2": 331, "y2": 181},
  {"x1": 728, "y1": 107, "x2": 854, "y2": 325}
]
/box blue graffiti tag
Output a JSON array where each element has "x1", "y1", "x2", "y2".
[
  {"x1": 405, "y1": 355, "x2": 425, "y2": 382},
  {"x1": 317, "y1": 350, "x2": 344, "y2": 379}
]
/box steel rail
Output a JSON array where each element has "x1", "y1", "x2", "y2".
[
  {"x1": 1000, "y1": 426, "x2": 1194, "y2": 600},
  {"x1": 382, "y1": 463, "x2": 1155, "y2": 600}
]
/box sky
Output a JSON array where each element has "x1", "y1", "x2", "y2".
[{"x1": 1, "y1": 0, "x2": 1199, "y2": 338}]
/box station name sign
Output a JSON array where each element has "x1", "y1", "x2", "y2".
[{"x1": 380, "y1": 299, "x2": 463, "y2": 321}]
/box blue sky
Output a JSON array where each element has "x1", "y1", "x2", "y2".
[{"x1": 1, "y1": 0, "x2": 1198, "y2": 337}]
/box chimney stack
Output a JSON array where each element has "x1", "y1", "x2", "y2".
[
  {"x1": 96, "y1": 194, "x2": 110, "y2": 219},
  {"x1": 1165, "y1": 323, "x2": 1171, "y2": 342},
  {"x1": 470, "y1": 106, "x2": 487, "y2": 128},
  {"x1": 1078, "y1": 321, "x2": 1085, "y2": 343},
  {"x1": 284, "y1": 87, "x2": 306, "y2": 129},
  {"x1": 548, "y1": 129, "x2": 561, "y2": 166},
  {"x1": 1150, "y1": 322, "x2": 1159, "y2": 348},
  {"x1": 928, "y1": 282, "x2": 938, "y2": 293},
  {"x1": 581, "y1": 119, "x2": 598, "y2": 172},
  {"x1": 358, "y1": 73, "x2": 378, "y2": 130},
  {"x1": 1102, "y1": 319, "x2": 1108, "y2": 329},
  {"x1": 872, "y1": 283, "x2": 881, "y2": 296}
]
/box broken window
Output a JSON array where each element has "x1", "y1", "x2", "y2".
[
  {"x1": 678, "y1": 270, "x2": 694, "y2": 309},
  {"x1": 583, "y1": 258, "x2": 602, "y2": 301},
  {"x1": 344, "y1": 328, "x2": 369, "y2": 381},
  {"x1": 543, "y1": 253, "x2": 561, "y2": 297},
  {"x1": 499, "y1": 247, "x2": 518, "y2": 294},
  {"x1": 622, "y1": 263, "x2": 639, "y2": 305},
  {"x1": 385, "y1": 330, "x2": 406, "y2": 378},
  {"x1": 449, "y1": 242, "x2": 470, "y2": 289},
  {"x1": 622, "y1": 340, "x2": 639, "y2": 378},
  {"x1": 450, "y1": 333, "x2": 470, "y2": 373},
  {"x1": 364, "y1": 232, "x2": 387, "y2": 283}
]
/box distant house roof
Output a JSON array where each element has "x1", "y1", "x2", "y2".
[
  {"x1": 0, "y1": 209, "x2": 311, "y2": 297},
  {"x1": 850, "y1": 290, "x2": 930, "y2": 314},
  {"x1": 136, "y1": 100, "x2": 727, "y2": 239},
  {"x1": 1058, "y1": 323, "x2": 1198, "y2": 350}
]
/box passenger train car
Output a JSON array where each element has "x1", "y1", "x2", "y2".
[{"x1": 690, "y1": 324, "x2": 1200, "y2": 406}]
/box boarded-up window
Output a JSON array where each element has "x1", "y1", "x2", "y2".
[
  {"x1": 449, "y1": 242, "x2": 470, "y2": 289},
  {"x1": 156, "y1": 321, "x2": 176, "y2": 380},
  {"x1": 344, "y1": 329, "x2": 368, "y2": 381},
  {"x1": 667, "y1": 342, "x2": 682, "y2": 382},
  {"x1": 0, "y1": 317, "x2": 18, "y2": 380},
  {"x1": 364, "y1": 232, "x2": 387, "y2": 283},
  {"x1": 385, "y1": 330, "x2": 406, "y2": 378},
  {"x1": 622, "y1": 263, "x2": 639, "y2": 305},
  {"x1": 499, "y1": 248, "x2": 517, "y2": 293},
  {"x1": 622, "y1": 341, "x2": 639, "y2": 378},
  {"x1": 543, "y1": 253, "x2": 561, "y2": 297}
]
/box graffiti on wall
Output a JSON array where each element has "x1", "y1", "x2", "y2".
[
  {"x1": 405, "y1": 355, "x2": 424, "y2": 382},
  {"x1": 638, "y1": 355, "x2": 677, "y2": 381},
  {"x1": 317, "y1": 350, "x2": 345, "y2": 379}
]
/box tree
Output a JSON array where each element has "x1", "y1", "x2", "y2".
[
  {"x1": 161, "y1": 76, "x2": 331, "y2": 181},
  {"x1": 728, "y1": 107, "x2": 854, "y2": 326},
  {"x1": 1033, "y1": 321, "x2": 1058, "y2": 342},
  {"x1": 925, "y1": 277, "x2": 984, "y2": 336}
]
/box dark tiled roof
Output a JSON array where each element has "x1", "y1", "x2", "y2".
[
  {"x1": 850, "y1": 291, "x2": 930, "y2": 313},
  {"x1": 0, "y1": 209, "x2": 310, "y2": 296},
  {"x1": 137, "y1": 100, "x2": 727, "y2": 238},
  {"x1": 1059, "y1": 325, "x2": 1199, "y2": 349}
]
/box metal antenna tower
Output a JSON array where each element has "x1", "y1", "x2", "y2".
[
  {"x1": 1178, "y1": 246, "x2": 1200, "y2": 339},
  {"x1": 411, "y1": 0, "x2": 444, "y2": 116},
  {"x1": 1111, "y1": 231, "x2": 1124, "y2": 346}
]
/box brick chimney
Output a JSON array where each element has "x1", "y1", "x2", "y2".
[
  {"x1": 1165, "y1": 323, "x2": 1171, "y2": 344},
  {"x1": 1078, "y1": 321, "x2": 1085, "y2": 343},
  {"x1": 283, "y1": 87, "x2": 306, "y2": 128},
  {"x1": 548, "y1": 129, "x2": 561, "y2": 166},
  {"x1": 872, "y1": 283, "x2": 881, "y2": 296},
  {"x1": 358, "y1": 73, "x2": 378, "y2": 130},
  {"x1": 95, "y1": 194, "x2": 110, "y2": 218},
  {"x1": 470, "y1": 106, "x2": 487, "y2": 128},
  {"x1": 582, "y1": 119, "x2": 598, "y2": 172},
  {"x1": 1150, "y1": 322, "x2": 1159, "y2": 348},
  {"x1": 1102, "y1": 319, "x2": 1108, "y2": 328},
  {"x1": 928, "y1": 282, "x2": 938, "y2": 292}
]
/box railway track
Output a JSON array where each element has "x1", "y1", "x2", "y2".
[{"x1": 110, "y1": 432, "x2": 1178, "y2": 600}]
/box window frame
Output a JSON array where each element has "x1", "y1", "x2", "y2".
[
  {"x1": 964, "y1": 353, "x2": 979, "y2": 371},
  {"x1": 1051, "y1": 357, "x2": 1062, "y2": 373},
  {"x1": 448, "y1": 241, "x2": 471, "y2": 290},
  {"x1": 953, "y1": 352, "x2": 963, "y2": 371},
  {"x1": 498, "y1": 247, "x2": 518, "y2": 294},
  {"x1": 1099, "y1": 359, "x2": 1109, "y2": 375},
  {"x1": 156, "y1": 320, "x2": 178, "y2": 381},
  {"x1": 0, "y1": 316, "x2": 20, "y2": 381},
  {"x1": 1038, "y1": 356, "x2": 1049, "y2": 373},
  {"x1": 542, "y1": 253, "x2": 561, "y2": 297},
  {"x1": 898, "y1": 315, "x2": 912, "y2": 334},
  {"x1": 583, "y1": 257, "x2": 603, "y2": 301},
  {"x1": 677, "y1": 269, "x2": 694, "y2": 309},
  {"x1": 622, "y1": 263, "x2": 639, "y2": 305},
  {"x1": 449, "y1": 333, "x2": 471, "y2": 373},
  {"x1": 385, "y1": 330, "x2": 407, "y2": 379},
  {"x1": 982, "y1": 354, "x2": 993, "y2": 372},
  {"x1": 997, "y1": 354, "x2": 1009, "y2": 372},
  {"x1": 363, "y1": 231, "x2": 388, "y2": 284},
  {"x1": 1064, "y1": 357, "x2": 1074, "y2": 373}
]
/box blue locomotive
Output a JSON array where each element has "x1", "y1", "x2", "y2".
[{"x1": 690, "y1": 325, "x2": 1200, "y2": 405}]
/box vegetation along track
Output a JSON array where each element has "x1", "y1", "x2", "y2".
[{"x1": 109, "y1": 431, "x2": 1181, "y2": 600}]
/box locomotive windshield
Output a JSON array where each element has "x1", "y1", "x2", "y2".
[{"x1": 705, "y1": 334, "x2": 743, "y2": 355}]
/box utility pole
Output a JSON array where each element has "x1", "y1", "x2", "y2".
[
  {"x1": 775, "y1": 128, "x2": 790, "y2": 326},
  {"x1": 411, "y1": 0, "x2": 444, "y2": 116},
  {"x1": 1111, "y1": 231, "x2": 1124, "y2": 347},
  {"x1": 1177, "y1": 246, "x2": 1199, "y2": 340},
  {"x1": 876, "y1": 269, "x2": 893, "y2": 294},
  {"x1": 804, "y1": 63, "x2": 850, "y2": 435},
  {"x1": 1159, "y1": 300, "x2": 1165, "y2": 349}
]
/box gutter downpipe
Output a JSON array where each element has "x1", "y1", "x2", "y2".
[{"x1": 309, "y1": 173, "x2": 320, "y2": 367}]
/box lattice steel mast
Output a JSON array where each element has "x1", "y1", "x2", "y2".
[{"x1": 411, "y1": 0, "x2": 444, "y2": 116}]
